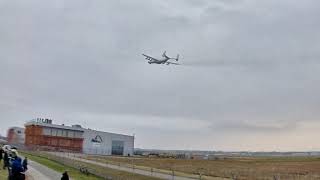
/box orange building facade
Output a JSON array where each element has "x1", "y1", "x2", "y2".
[{"x1": 25, "y1": 120, "x2": 84, "y2": 152}]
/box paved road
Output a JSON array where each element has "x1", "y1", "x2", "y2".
[
  {"x1": 26, "y1": 160, "x2": 63, "y2": 180},
  {"x1": 50, "y1": 152, "x2": 227, "y2": 180}
]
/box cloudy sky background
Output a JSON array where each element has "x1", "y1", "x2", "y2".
[{"x1": 1, "y1": 0, "x2": 320, "y2": 151}]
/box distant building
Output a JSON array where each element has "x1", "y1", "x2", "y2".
[
  {"x1": 7, "y1": 127, "x2": 25, "y2": 146},
  {"x1": 25, "y1": 119, "x2": 84, "y2": 152},
  {"x1": 0, "y1": 135, "x2": 8, "y2": 145},
  {"x1": 82, "y1": 129, "x2": 134, "y2": 156},
  {"x1": 24, "y1": 118, "x2": 134, "y2": 156}
]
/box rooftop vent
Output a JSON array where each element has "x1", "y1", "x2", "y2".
[{"x1": 72, "y1": 124, "x2": 82, "y2": 128}]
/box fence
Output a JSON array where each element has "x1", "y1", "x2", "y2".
[
  {"x1": 25, "y1": 151, "x2": 203, "y2": 180},
  {"x1": 57, "y1": 152, "x2": 209, "y2": 180},
  {"x1": 65, "y1": 152, "x2": 320, "y2": 180}
]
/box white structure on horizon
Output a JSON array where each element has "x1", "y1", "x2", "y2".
[{"x1": 82, "y1": 128, "x2": 134, "y2": 156}]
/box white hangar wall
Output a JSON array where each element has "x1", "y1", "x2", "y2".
[{"x1": 82, "y1": 129, "x2": 134, "y2": 156}]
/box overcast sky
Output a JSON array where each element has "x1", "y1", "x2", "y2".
[{"x1": 1, "y1": 0, "x2": 320, "y2": 151}]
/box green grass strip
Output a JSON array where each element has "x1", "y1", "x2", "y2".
[{"x1": 20, "y1": 152, "x2": 102, "y2": 180}]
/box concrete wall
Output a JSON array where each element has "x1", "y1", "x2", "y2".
[{"x1": 82, "y1": 129, "x2": 134, "y2": 156}]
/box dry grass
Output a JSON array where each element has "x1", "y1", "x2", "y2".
[{"x1": 84, "y1": 155, "x2": 320, "y2": 180}]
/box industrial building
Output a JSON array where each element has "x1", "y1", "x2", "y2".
[
  {"x1": 82, "y1": 128, "x2": 134, "y2": 156},
  {"x1": 25, "y1": 119, "x2": 84, "y2": 152},
  {"x1": 24, "y1": 118, "x2": 134, "y2": 156}
]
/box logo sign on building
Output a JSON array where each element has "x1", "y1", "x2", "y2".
[
  {"x1": 91, "y1": 135, "x2": 103, "y2": 143},
  {"x1": 36, "y1": 118, "x2": 53, "y2": 124},
  {"x1": 91, "y1": 135, "x2": 103, "y2": 147}
]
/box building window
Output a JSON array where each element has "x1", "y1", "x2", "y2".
[
  {"x1": 51, "y1": 129, "x2": 57, "y2": 136},
  {"x1": 62, "y1": 130, "x2": 68, "y2": 137},
  {"x1": 57, "y1": 129, "x2": 63, "y2": 137},
  {"x1": 68, "y1": 131, "x2": 74, "y2": 138},
  {"x1": 43, "y1": 128, "x2": 51, "y2": 136},
  {"x1": 75, "y1": 131, "x2": 82, "y2": 138}
]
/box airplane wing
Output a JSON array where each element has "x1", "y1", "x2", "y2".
[{"x1": 142, "y1": 54, "x2": 158, "y2": 61}]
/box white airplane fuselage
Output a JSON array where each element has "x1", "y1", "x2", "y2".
[
  {"x1": 148, "y1": 57, "x2": 170, "y2": 64},
  {"x1": 142, "y1": 52, "x2": 179, "y2": 65}
]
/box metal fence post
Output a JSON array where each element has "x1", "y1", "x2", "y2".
[{"x1": 172, "y1": 170, "x2": 175, "y2": 180}]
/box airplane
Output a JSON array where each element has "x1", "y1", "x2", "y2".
[{"x1": 142, "y1": 51, "x2": 180, "y2": 65}]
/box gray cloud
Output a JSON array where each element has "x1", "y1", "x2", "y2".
[{"x1": 0, "y1": 0, "x2": 320, "y2": 151}]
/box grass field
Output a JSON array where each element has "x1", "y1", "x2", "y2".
[
  {"x1": 84, "y1": 155, "x2": 320, "y2": 180},
  {"x1": 0, "y1": 160, "x2": 9, "y2": 180},
  {"x1": 23, "y1": 151, "x2": 161, "y2": 180},
  {"x1": 21, "y1": 152, "x2": 102, "y2": 180}
]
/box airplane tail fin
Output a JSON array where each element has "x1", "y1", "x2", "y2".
[
  {"x1": 176, "y1": 54, "x2": 179, "y2": 61},
  {"x1": 162, "y1": 51, "x2": 167, "y2": 57}
]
